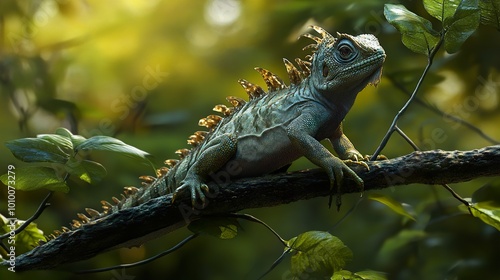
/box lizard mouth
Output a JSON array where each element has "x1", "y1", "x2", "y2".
[{"x1": 366, "y1": 66, "x2": 383, "y2": 86}]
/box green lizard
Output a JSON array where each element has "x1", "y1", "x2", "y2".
[
  {"x1": 169, "y1": 25, "x2": 386, "y2": 209},
  {"x1": 50, "y1": 25, "x2": 385, "y2": 237}
]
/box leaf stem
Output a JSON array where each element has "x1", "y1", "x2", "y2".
[{"x1": 228, "y1": 213, "x2": 288, "y2": 247}]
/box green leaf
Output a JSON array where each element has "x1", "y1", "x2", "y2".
[
  {"x1": 423, "y1": 0, "x2": 480, "y2": 53},
  {"x1": 55, "y1": 127, "x2": 87, "y2": 147},
  {"x1": 288, "y1": 231, "x2": 352, "y2": 279},
  {"x1": 332, "y1": 270, "x2": 362, "y2": 280},
  {"x1": 354, "y1": 270, "x2": 388, "y2": 280},
  {"x1": 0, "y1": 214, "x2": 46, "y2": 254},
  {"x1": 479, "y1": 0, "x2": 500, "y2": 29},
  {"x1": 469, "y1": 203, "x2": 500, "y2": 231},
  {"x1": 37, "y1": 134, "x2": 73, "y2": 153},
  {"x1": 332, "y1": 270, "x2": 388, "y2": 280},
  {"x1": 65, "y1": 158, "x2": 107, "y2": 184},
  {"x1": 0, "y1": 166, "x2": 69, "y2": 192},
  {"x1": 444, "y1": 0, "x2": 480, "y2": 53},
  {"x1": 369, "y1": 193, "x2": 416, "y2": 221},
  {"x1": 5, "y1": 137, "x2": 70, "y2": 164},
  {"x1": 188, "y1": 217, "x2": 241, "y2": 239},
  {"x1": 76, "y1": 136, "x2": 151, "y2": 162},
  {"x1": 424, "y1": 0, "x2": 461, "y2": 22},
  {"x1": 384, "y1": 4, "x2": 440, "y2": 55}
]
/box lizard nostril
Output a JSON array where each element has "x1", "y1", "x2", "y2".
[{"x1": 322, "y1": 63, "x2": 329, "y2": 77}]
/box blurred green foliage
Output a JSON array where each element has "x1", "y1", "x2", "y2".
[{"x1": 0, "y1": 0, "x2": 499, "y2": 279}]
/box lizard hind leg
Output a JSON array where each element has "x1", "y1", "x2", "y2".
[{"x1": 172, "y1": 133, "x2": 237, "y2": 207}]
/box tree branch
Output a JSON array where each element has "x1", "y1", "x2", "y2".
[{"x1": 5, "y1": 145, "x2": 500, "y2": 271}]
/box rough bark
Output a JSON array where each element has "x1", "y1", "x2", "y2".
[{"x1": 5, "y1": 145, "x2": 500, "y2": 271}]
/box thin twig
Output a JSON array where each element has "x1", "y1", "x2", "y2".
[
  {"x1": 228, "y1": 213, "x2": 288, "y2": 247},
  {"x1": 0, "y1": 191, "x2": 53, "y2": 240},
  {"x1": 388, "y1": 75, "x2": 499, "y2": 145},
  {"x1": 371, "y1": 33, "x2": 445, "y2": 160},
  {"x1": 75, "y1": 233, "x2": 199, "y2": 274},
  {"x1": 394, "y1": 125, "x2": 420, "y2": 151},
  {"x1": 257, "y1": 247, "x2": 292, "y2": 280}
]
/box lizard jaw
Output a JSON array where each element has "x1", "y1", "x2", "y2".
[{"x1": 366, "y1": 66, "x2": 383, "y2": 87}]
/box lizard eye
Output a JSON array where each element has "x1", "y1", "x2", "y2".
[
  {"x1": 322, "y1": 63, "x2": 329, "y2": 77},
  {"x1": 335, "y1": 40, "x2": 357, "y2": 62}
]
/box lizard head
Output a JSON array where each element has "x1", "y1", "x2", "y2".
[{"x1": 304, "y1": 26, "x2": 386, "y2": 97}]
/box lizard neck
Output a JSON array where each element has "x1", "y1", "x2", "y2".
[{"x1": 304, "y1": 77, "x2": 361, "y2": 118}]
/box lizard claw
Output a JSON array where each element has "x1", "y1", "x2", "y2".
[
  {"x1": 326, "y1": 157, "x2": 364, "y2": 210},
  {"x1": 172, "y1": 177, "x2": 209, "y2": 208},
  {"x1": 363, "y1": 154, "x2": 388, "y2": 161},
  {"x1": 343, "y1": 159, "x2": 369, "y2": 171}
]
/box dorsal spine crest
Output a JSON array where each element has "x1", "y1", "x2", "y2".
[{"x1": 46, "y1": 25, "x2": 345, "y2": 242}]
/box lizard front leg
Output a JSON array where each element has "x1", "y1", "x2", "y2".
[
  {"x1": 330, "y1": 123, "x2": 387, "y2": 162},
  {"x1": 172, "y1": 133, "x2": 237, "y2": 207},
  {"x1": 287, "y1": 116, "x2": 363, "y2": 210},
  {"x1": 330, "y1": 122, "x2": 364, "y2": 162}
]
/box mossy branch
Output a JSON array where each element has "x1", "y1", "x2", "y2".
[{"x1": 5, "y1": 145, "x2": 500, "y2": 271}]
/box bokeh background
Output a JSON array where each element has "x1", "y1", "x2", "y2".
[{"x1": 1, "y1": 0, "x2": 499, "y2": 279}]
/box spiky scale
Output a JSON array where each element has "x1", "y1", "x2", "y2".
[
  {"x1": 53, "y1": 230, "x2": 62, "y2": 236},
  {"x1": 156, "y1": 167, "x2": 169, "y2": 177},
  {"x1": 124, "y1": 186, "x2": 139, "y2": 195},
  {"x1": 77, "y1": 213, "x2": 90, "y2": 223},
  {"x1": 301, "y1": 32, "x2": 322, "y2": 44},
  {"x1": 71, "y1": 220, "x2": 81, "y2": 229},
  {"x1": 310, "y1": 25, "x2": 333, "y2": 41},
  {"x1": 237, "y1": 79, "x2": 266, "y2": 99},
  {"x1": 295, "y1": 58, "x2": 311, "y2": 77},
  {"x1": 139, "y1": 175, "x2": 156, "y2": 184},
  {"x1": 61, "y1": 226, "x2": 70, "y2": 233},
  {"x1": 254, "y1": 67, "x2": 286, "y2": 92},
  {"x1": 283, "y1": 58, "x2": 302, "y2": 85},
  {"x1": 199, "y1": 115, "x2": 222, "y2": 129},
  {"x1": 213, "y1": 104, "x2": 232, "y2": 116},
  {"x1": 85, "y1": 208, "x2": 101, "y2": 218},
  {"x1": 188, "y1": 135, "x2": 201, "y2": 147},
  {"x1": 188, "y1": 131, "x2": 207, "y2": 147},
  {"x1": 101, "y1": 200, "x2": 113, "y2": 209},
  {"x1": 112, "y1": 197, "x2": 120, "y2": 204},
  {"x1": 226, "y1": 96, "x2": 246, "y2": 107},
  {"x1": 175, "y1": 148, "x2": 190, "y2": 159},
  {"x1": 165, "y1": 159, "x2": 178, "y2": 167}
]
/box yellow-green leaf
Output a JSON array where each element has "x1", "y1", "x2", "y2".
[
  {"x1": 332, "y1": 270, "x2": 387, "y2": 280},
  {"x1": 0, "y1": 166, "x2": 69, "y2": 193},
  {"x1": 469, "y1": 203, "x2": 500, "y2": 231},
  {"x1": 188, "y1": 217, "x2": 241, "y2": 239},
  {"x1": 288, "y1": 231, "x2": 352, "y2": 279},
  {"x1": 65, "y1": 158, "x2": 107, "y2": 184},
  {"x1": 0, "y1": 214, "x2": 46, "y2": 255},
  {"x1": 369, "y1": 193, "x2": 416, "y2": 221}
]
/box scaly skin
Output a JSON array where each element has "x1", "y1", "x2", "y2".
[
  {"x1": 171, "y1": 26, "x2": 386, "y2": 208},
  {"x1": 46, "y1": 26, "x2": 385, "y2": 240}
]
